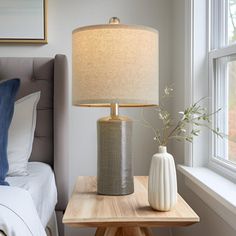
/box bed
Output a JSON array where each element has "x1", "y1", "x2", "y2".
[{"x1": 0, "y1": 55, "x2": 69, "y2": 236}]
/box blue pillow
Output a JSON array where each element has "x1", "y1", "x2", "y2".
[{"x1": 0, "y1": 79, "x2": 20, "y2": 185}]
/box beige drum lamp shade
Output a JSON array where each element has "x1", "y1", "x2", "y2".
[{"x1": 72, "y1": 22, "x2": 159, "y2": 107}]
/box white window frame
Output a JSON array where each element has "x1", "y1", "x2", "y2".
[
  {"x1": 184, "y1": 0, "x2": 211, "y2": 168},
  {"x1": 184, "y1": 0, "x2": 236, "y2": 182},
  {"x1": 179, "y1": 0, "x2": 236, "y2": 230},
  {"x1": 208, "y1": 0, "x2": 236, "y2": 182}
]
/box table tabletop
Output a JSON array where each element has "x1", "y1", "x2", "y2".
[{"x1": 63, "y1": 176, "x2": 199, "y2": 228}]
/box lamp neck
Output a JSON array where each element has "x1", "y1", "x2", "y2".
[{"x1": 110, "y1": 102, "x2": 119, "y2": 118}]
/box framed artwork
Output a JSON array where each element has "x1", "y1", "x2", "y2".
[{"x1": 0, "y1": 0, "x2": 47, "y2": 44}]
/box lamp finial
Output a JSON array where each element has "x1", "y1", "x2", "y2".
[{"x1": 109, "y1": 17, "x2": 120, "y2": 24}]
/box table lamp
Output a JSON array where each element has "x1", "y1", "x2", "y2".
[{"x1": 72, "y1": 17, "x2": 159, "y2": 196}]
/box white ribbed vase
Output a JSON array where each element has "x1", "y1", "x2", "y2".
[{"x1": 148, "y1": 146, "x2": 177, "y2": 211}]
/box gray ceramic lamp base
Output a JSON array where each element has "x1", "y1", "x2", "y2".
[{"x1": 97, "y1": 115, "x2": 134, "y2": 195}]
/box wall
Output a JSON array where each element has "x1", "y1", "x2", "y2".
[
  {"x1": 171, "y1": 1, "x2": 236, "y2": 236},
  {"x1": 0, "y1": 0, "x2": 172, "y2": 235},
  {"x1": 1, "y1": 0, "x2": 236, "y2": 236}
]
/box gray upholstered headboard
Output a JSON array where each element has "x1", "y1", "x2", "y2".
[{"x1": 0, "y1": 55, "x2": 69, "y2": 211}]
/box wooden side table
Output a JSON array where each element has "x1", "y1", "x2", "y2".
[{"x1": 63, "y1": 176, "x2": 199, "y2": 236}]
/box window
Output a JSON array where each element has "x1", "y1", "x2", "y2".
[
  {"x1": 209, "y1": 0, "x2": 236, "y2": 176},
  {"x1": 179, "y1": 1, "x2": 236, "y2": 227}
]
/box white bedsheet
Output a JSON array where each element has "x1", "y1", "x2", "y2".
[
  {"x1": 6, "y1": 162, "x2": 57, "y2": 227},
  {"x1": 0, "y1": 186, "x2": 46, "y2": 236}
]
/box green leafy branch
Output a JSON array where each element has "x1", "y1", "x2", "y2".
[{"x1": 141, "y1": 86, "x2": 224, "y2": 146}]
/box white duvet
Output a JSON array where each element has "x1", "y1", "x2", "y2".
[
  {"x1": 0, "y1": 186, "x2": 46, "y2": 236},
  {"x1": 6, "y1": 162, "x2": 58, "y2": 227}
]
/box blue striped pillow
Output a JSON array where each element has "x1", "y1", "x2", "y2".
[{"x1": 0, "y1": 79, "x2": 20, "y2": 185}]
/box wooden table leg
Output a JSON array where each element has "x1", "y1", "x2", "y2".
[{"x1": 95, "y1": 227, "x2": 153, "y2": 236}]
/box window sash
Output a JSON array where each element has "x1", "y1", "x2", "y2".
[
  {"x1": 211, "y1": 0, "x2": 231, "y2": 49},
  {"x1": 184, "y1": 0, "x2": 236, "y2": 181},
  {"x1": 208, "y1": 0, "x2": 236, "y2": 180}
]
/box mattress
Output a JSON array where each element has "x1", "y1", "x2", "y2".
[{"x1": 6, "y1": 162, "x2": 57, "y2": 227}]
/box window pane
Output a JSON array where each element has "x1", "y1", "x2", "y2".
[
  {"x1": 214, "y1": 56, "x2": 236, "y2": 165},
  {"x1": 228, "y1": 60, "x2": 236, "y2": 163},
  {"x1": 228, "y1": 0, "x2": 236, "y2": 44},
  {"x1": 214, "y1": 57, "x2": 228, "y2": 160}
]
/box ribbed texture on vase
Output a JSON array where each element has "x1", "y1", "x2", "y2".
[{"x1": 148, "y1": 149, "x2": 177, "y2": 211}]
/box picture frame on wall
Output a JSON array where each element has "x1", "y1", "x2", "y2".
[{"x1": 0, "y1": 0, "x2": 47, "y2": 44}]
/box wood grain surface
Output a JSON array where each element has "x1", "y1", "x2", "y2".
[
  {"x1": 95, "y1": 227, "x2": 153, "y2": 236},
  {"x1": 63, "y1": 176, "x2": 199, "y2": 228}
]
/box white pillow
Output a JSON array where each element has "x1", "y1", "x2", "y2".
[{"x1": 7, "y1": 92, "x2": 41, "y2": 176}]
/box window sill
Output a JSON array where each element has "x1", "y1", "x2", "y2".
[{"x1": 178, "y1": 165, "x2": 236, "y2": 231}]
